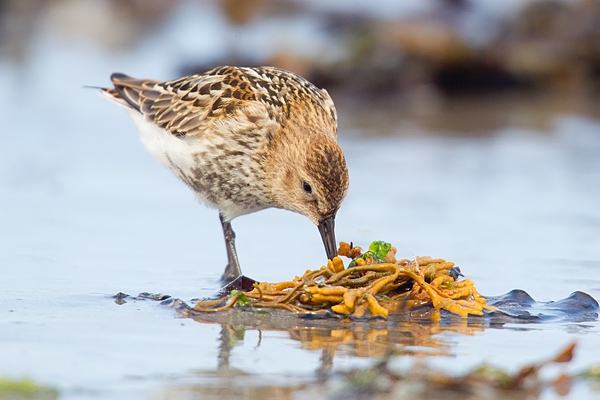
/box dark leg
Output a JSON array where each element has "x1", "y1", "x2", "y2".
[
  {"x1": 217, "y1": 325, "x2": 232, "y2": 371},
  {"x1": 220, "y1": 213, "x2": 242, "y2": 282}
]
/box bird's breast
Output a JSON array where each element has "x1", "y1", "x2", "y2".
[{"x1": 126, "y1": 108, "x2": 273, "y2": 218}]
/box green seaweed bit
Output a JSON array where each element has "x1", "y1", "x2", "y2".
[
  {"x1": 0, "y1": 377, "x2": 58, "y2": 397},
  {"x1": 440, "y1": 281, "x2": 456, "y2": 290},
  {"x1": 345, "y1": 367, "x2": 380, "y2": 389},
  {"x1": 226, "y1": 325, "x2": 247, "y2": 347},
  {"x1": 425, "y1": 265, "x2": 437, "y2": 282},
  {"x1": 349, "y1": 253, "x2": 368, "y2": 267},
  {"x1": 377, "y1": 294, "x2": 393, "y2": 301},
  {"x1": 233, "y1": 325, "x2": 247, "y2": 337},
  {"x1": 578, "y1": 364, "x2": 600, "y2": 380},
  {"x1": 368, "y1": 240, "x2": 392, "y2": 260},
  {"x1": 230, "y1": 290, "x2": 250, "y2": 306},
  {"x1": 349, "y1": 240, "x2": 391, "y2": 267},
  {"x1": 468, "y1": 365, "x2": 515, "y2": 388}
]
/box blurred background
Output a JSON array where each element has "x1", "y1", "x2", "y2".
[
  {"x1": 2, "y1": 1, "x2": 600, "y2": 399},
  {"x1": 3, "y1": 0, "x2": 600, "y2": 130}
]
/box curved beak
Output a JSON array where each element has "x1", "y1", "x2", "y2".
[{"x1": 318, "y1": 214, "x2": 338, "y2": 260}]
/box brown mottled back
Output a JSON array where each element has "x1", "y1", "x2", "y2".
[{"x1": 105, "y1": 66, "x2": 337, "y2": 141}]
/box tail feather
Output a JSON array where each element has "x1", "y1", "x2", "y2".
[
  {"x1": 108, "y1": 73, "x2": 143, "y2": 112},
  {"x1": 99, "y1": 86, "x2": 131, "y2": 109},
  {"x1": 100, "y1": 72, "x2": 160, "y2": 112}
]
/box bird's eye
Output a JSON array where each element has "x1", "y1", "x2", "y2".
[{"x1": 303, "y1": 181, "x2": 312, "y2": 193}]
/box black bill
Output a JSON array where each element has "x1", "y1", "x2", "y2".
[{"x1": 318, "y1": 214, "x2": 338, "y2": 260}]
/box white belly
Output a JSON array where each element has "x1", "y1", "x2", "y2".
[{"x1": 124, "y1": 109, "x2": 269, "y2": 220}]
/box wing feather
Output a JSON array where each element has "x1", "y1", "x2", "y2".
[{"x1": 102, "y1": 66, "x2": 337, "y2": 140}]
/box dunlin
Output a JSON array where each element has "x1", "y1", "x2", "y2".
[{"x1": 101, "y1": 66, "x2": 349, "y2": 281}]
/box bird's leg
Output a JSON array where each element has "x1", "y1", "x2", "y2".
[{"x1": 220, "y1": 213, "x2": 242, "y2": 282}]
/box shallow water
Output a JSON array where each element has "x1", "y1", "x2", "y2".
[{"x1": 2, "y1": 4, "x2": 600, "y2": 400}]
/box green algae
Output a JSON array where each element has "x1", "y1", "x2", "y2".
[{"x1": 0, "y1": 377, "x2": 58, "y2": 399}]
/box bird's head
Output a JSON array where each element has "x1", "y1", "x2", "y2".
[{"x1": 267, "y1": 134, "x2": 349, "y2": 259}]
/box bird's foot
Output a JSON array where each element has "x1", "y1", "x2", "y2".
[
  {"x1": 213, "y1": 275, "x2": 259, "y2": 299},
  {"x1": 220, "y1": 261, "x2": 257, "y2": 293},
  {"x1": 221, "y1": 262, "x2": 243, "y2": 284}
]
